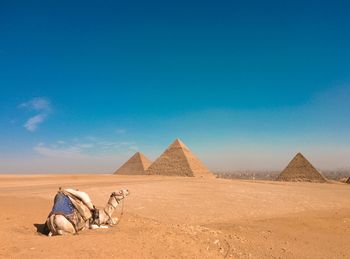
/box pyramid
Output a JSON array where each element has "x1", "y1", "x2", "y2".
[
  {"x1": 346, "y1": 177, "x2": 350, "y2": 184},
  {"x1": 276, "y1": 152, "x2": 327, "y2": 183},
  {"x1": 146, "y1": 139, "x2": 213, "y2": 177},
  {"x1": 114, "y1": 152, "x2": 152, "y2": 175}
]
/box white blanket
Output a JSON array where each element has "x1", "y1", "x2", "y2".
[{"x1": 63, "y1": 188, "x2": 94, "y2": 210}]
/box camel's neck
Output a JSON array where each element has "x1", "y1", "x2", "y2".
[
  {"x1": 103, "y1": 195, "x2": 124, "y2": 218},
  {"x1": 104, "y1": 201, "x2": 115, "y2": 217}
]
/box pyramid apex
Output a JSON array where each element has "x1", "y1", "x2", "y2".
[
  {"x1": 174, "y1": 138, "x2": 183, "y2": 143},
  {"x1": 293, "y1": 152, "x2": 308, "y2": 161},
  {"x1": 130, "y1": 151, "x2": 142, "y2": 158},
  {"x1": 137, "y1": 152, "x2": 149, "y2": 160},
  {"x1": 169, "y1": 138, "x2": 187, "y2": 148}
]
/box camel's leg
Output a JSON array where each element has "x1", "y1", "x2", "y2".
[{"x1": 54, "y1": 215, "x2": 76, "y2": 235}]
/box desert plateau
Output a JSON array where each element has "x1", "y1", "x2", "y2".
[{"x1": 0, "y1": 174, "x2": 349, "y2": 258}]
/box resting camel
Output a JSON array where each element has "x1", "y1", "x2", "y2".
[{"x1": 46, "y1": 189, "x2": 129, "y2": 236}]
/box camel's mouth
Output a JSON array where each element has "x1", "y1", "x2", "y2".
[{"x1": 122, "y1": 189, "x2": 130, "y2": 196}]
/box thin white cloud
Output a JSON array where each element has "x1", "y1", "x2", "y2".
[
  {"x1": 34, "y1": 145, "x2": 86, "y2": 159},
  {"x1": 76, "y1": 143, "x2": 94, "y2": 149},
  {"x1": 98, "y1": 141, "x2": 119, "y2": 146},
  {"x1": 24, "y1": 114, "x2": 47, "y2": 132},
  {"x1": 98, "y1": 141, "x2": 136, "y2": 150},
  {"x1": 19, "y1": 97, "x2": 51, "y2": 112},
  {"x1": 20, "y1": 97, "x2": 51, "y2": 132},
  {"x1": 34, "y1": 137, "x2": 138, "y2": 161}
]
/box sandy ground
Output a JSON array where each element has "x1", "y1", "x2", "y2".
[{"x1": 0, "y1": 175, "x2": 349, "y2": 258}]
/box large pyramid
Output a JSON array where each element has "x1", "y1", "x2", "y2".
[
  {"x1": 146, "y1": 139, "x2": 213, "y2": 177},
  {"x1": 277, "y1": 152, "x2": 327, "y2": 183},
  {"x1": 114, "y1": 152, "x2": 152, "y2": 175}
]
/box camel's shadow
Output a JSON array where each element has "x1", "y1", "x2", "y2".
[{"x1": 34, "y1": 223, "x2": 50, "y2": 235}]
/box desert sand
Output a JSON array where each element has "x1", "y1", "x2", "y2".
[{"x1": 0, "y1": 174, "x2": 349, "y2": 258}]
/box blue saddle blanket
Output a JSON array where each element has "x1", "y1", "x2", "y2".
[{"x1": 50, "y1": 192, "x2": 75, "y2": 216}]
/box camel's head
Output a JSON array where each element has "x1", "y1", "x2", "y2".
[{"x1": 111, "y1": 189, "x2": 130, "y2": 199}]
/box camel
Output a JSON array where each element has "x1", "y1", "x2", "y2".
[{"x1": 46, "y1": 189, "x2": 129, "y2": 236}]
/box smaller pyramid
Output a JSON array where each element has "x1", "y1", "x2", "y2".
[
  {"x1": 346, "y1": 177, "x2": 350, "y2": 184},
  {"x1": 114, "y1": 152, "x2": 152, "y2": 175},
  {"x1": 277, "y1": 153, "x2": 327, "y2": 183},
  {"x1": 146, "y1": 138, "x2": 213, "y2": 177}
]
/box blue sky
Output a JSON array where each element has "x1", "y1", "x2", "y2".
[{"x1": 0, "y1": 0, "x2": 349, "y2": 173}]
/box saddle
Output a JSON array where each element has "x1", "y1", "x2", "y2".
[{"x1": 49, "y1": 192, "x2": 75, "y2": 217}]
